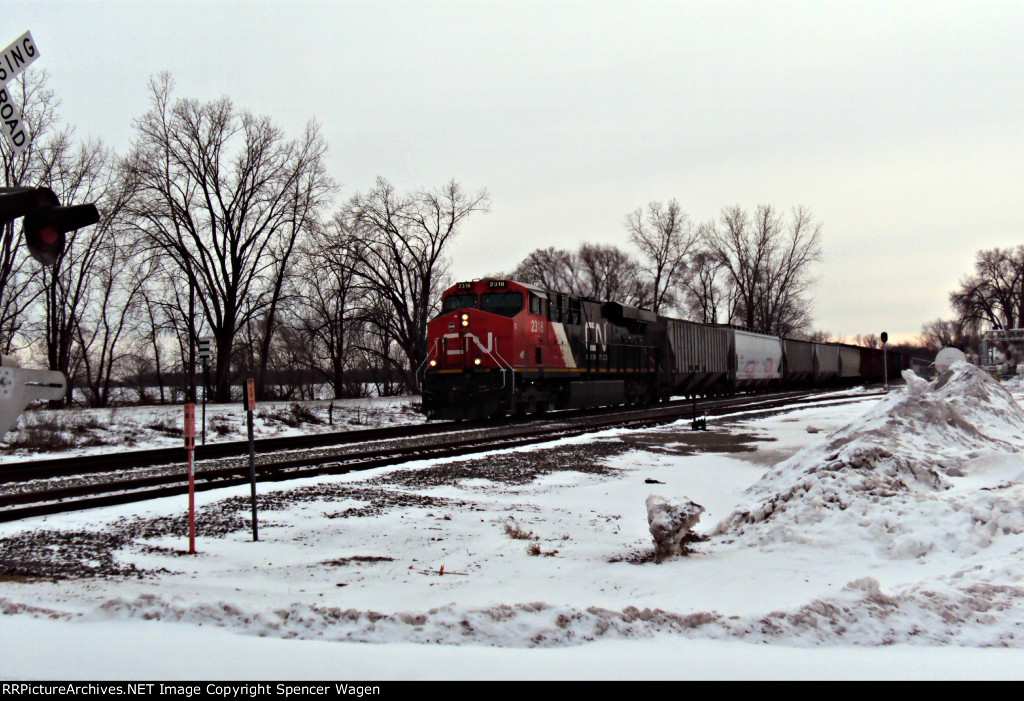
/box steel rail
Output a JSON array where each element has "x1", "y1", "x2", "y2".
[{"x1": 0, "y1": 389, "x2": 842, "y2": 483}]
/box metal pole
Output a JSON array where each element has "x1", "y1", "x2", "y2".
[{"x1": 883, "y1": 342, "x2": 888, "y2": 391}]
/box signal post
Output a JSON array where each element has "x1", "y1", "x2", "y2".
[{"x1": 0, "y1": 31, "x2": 101, "y2": 435}]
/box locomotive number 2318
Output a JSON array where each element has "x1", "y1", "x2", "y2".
[{"x1": 530, "y1": 320, "x2": 545, "y2": 334}]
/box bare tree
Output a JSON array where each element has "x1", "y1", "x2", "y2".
[
  {"x1": 920, "y1": 318, "x2": 978, "y2": 352},
  {"x1": 950, "y1": 246, "x2": 1024, "y2": 333},
  {"x1": 342, "y1": 177, "x2": 489, "y2": 391},
  {"x1": 682, "y1": 247, "x2": 735, "y2": 324},
  {"x1": 511, "y1": 247, "x2": 579, "y2": 293},
  {"x1": 626, "y1": 199, "x2": 700, "y2": 314},
  {"x1": 73, "y1": 235, "x2": 146, "y2": 407},
  {"x1": 37, "y1": 137, "x2": 136, "y2": 405},
  {"x1": 704, "y1": 205, "x2": 760, "y2": 329},
  {"x1": 754, "y1": 206, "x2": 822, "y2": 337},
  {"x1": 512, "y1": 243, "x2": 651, "y2": 306},
  {"x1": 293, "y1": 219, "x2": 364, "y2": 398},
  {"x1": 251, "y1": 123, "x2": 333, "y2": 398},
  {"x1": 852, "y1": 333, "x2": 880, "y2": 349},
  {"x1": 704, "y1": 204, "x2": 822, "y2": 336},
  {"x1": 134, "y1": 257, "x2": 175, "y2": 403},
  {"x1": 357, "y1": 294, "x2": 404, "y2": 397},
  {"x1": 576, "y1": 242, "x2": 651, "y2": 306},
  {"x1": 126, "y1": 73, "x2": 334, "y2": 401}
]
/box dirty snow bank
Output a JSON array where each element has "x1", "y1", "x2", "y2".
[
  {"x1": 59, "y1": 573, "x2": 1024, "y2": 648},
  {"x1": 720, "y1": 362, "x2": 1024, "y2": 558}
]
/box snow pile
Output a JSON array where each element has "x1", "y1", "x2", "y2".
[
  {"x1": 646, "y1": 495, "x2": 704, "y2": 560},
  {"x1": 719, "y1": 363, "x2": 1024, "y2": 558}
]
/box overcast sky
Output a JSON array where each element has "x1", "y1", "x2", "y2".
[{"x1": 6, "y1": 0, "x2": 1023, "y2": 341}]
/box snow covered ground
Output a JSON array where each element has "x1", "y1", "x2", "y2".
[
  {"x1": 0, "y1": 395, "x2": 424, "y2": 464},
  {"x1": 2, "y1": 369, "x2": 1024, "y2": 679}
]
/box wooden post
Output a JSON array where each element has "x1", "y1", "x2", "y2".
[{"x1": 246, "y1": 378, "x2": 258, "y2": 542}]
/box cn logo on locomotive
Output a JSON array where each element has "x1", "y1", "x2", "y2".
[
  {"x1": 585, "y1": 321, "x2": 608, "y2": 352},
  {"x1": 443, "y1": 331, "x2": 494, "y2": 355}
]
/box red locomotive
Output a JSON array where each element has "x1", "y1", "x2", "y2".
[{"x1": 420, "y1": 279, "x2": 664, "y2": 420}]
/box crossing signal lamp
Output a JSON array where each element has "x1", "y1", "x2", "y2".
[
  {"x1": 0, "y1": 186, "x2": 99, "y2": 265},
  {"x1": 0, "y1": 186, "x2": 99, "y2": 435}
]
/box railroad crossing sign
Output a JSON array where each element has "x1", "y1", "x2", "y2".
[{"x1": 0, "y1": 31, "x2": 39, "y2": 156}]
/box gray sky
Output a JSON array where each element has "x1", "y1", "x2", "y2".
[{"x1": 7, "y1": 0, "x2": 1023, "y2": 341}]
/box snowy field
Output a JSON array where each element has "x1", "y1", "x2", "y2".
[
  {"x1": 2, "y1": 367, "x2": 1024, "y2": 680},
  {"x1": 0, "y1": 395, "x2": 425, "y2": 464}
]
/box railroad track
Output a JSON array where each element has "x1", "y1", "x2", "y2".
[{"x1": 0, "y1": 389, "x2": 884, "y2": 522}]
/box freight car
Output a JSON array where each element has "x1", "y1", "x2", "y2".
[{"x1": 419, "y1": 279, "x2": 897, "y2": 421}]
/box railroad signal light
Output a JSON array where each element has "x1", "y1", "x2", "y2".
[{"x1": 0, "y1": 186, "x2": 99, "y2": 265}]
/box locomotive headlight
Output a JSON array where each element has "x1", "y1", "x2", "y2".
[
  {"x1": 460, "y1": 313, "x2": 470, "y2": 327},
  {"x1": 474, "y1": 358, "x2": 482, "y2": 366},
  {"x1": 429, "y1": 359, "x2": 437, "y2": 367}
]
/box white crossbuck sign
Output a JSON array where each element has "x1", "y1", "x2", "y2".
[{"x1": 0, "y1": 31, "x2": 40, "y2": 156}]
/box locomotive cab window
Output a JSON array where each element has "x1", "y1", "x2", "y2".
[
  {"x1": 443, "y1": 294, "x2": 478, "y2": 313},
  {"x1": 549, "y1": 294, "x2": 564, "y2": 322},
  {"x1": 529, "y1": 292, "x2": 548, "y2": 316},
  {"x1": 480, "y1": 291, "x2": 523, "y2": 318},
  {"x1": 568, "y1": 298, "x2": 582, "y2": 324}
]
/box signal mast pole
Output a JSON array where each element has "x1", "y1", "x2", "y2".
[{"x1": 881, "y1": 331, "x2": 889, "y2": 391}]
